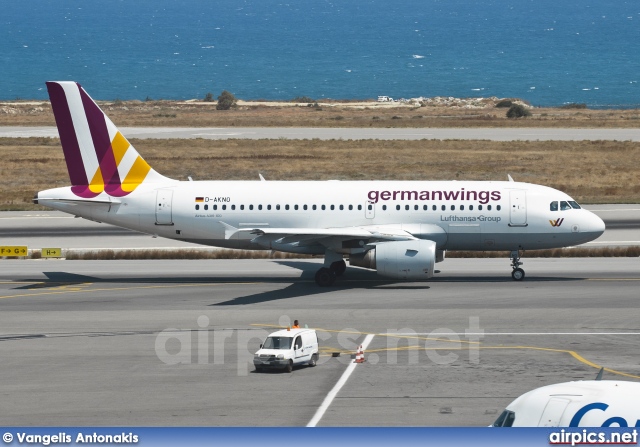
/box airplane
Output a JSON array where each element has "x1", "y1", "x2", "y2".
[
  {"x1": 35, "y1": 81, "x2": 606, "y2": 286},
  {"x1": 493, "y1": 378, "x2": 640, "y2": 427}
]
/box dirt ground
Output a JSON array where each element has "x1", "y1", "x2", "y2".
[
  {"x1": 2, "y1": 98, "x2": 640, "y2": 128},
  {"x1": 2, "y1": 137, "x2": 638, "y2": 210}
]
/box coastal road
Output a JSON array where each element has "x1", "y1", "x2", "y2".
[
  {"x1": 1, "y1": 205, "x2": 638, "y2": 251},
  {"x1": 0, "y1": 258, "x2": 639, "y2": 426},
  {"x1": 3, "y1": 126, "x2": 640, "y2": 141}
]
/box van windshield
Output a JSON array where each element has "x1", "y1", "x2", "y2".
[{"x1": 262, "y1": 336, "x2": 292, "y2": 350}]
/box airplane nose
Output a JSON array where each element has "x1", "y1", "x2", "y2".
[
  {"x1": 586, "y1": 211, "x2": 606, "y2": 237},
  {"x1": 593, "y1": 213, "x2": 606, "y2": 235}
]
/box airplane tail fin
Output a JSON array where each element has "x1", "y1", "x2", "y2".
[{"x1": 46, "y1": 81, "x2": 171, "y2": 199}]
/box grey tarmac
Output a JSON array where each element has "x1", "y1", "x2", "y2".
[{"x1": 0, "y1": 258, "x2": 639, "y2": 426}]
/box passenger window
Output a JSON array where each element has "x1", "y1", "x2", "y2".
[
  {"x1": 195, "y1": 204, "x2": 199, "y2": 210},
  {"x1": 396, "y1": 205, "x2": 401, "y2": 211},
  {"x1": 331, "y1": 205, "x2": 335, "y2": 210},
  {"x1": 258, "y1": 204, "x2": 263, "y2": 210},
  {"x1": 550, "y1": 201, "x2": 558, "y2": 211},
  {"x1": 367, "y1": 204, "x2": 372, "y2": 210},
  {"x1": 204, "y1": 204, "x2": 208, "y2": 210},
  {"x1": 303, "y1": 205, "x2": 308, "y2": 210},
  {"x1": 469, "y1": 205, "x2": 474, "y2": 211},
  {"x1": 276, "y1": 205, "x2": 281, "y2": 210},
  {"x1": 313, "y1": 205, "x2": 317, "y2": 210},
  {"x1": 285, "y1": 205, "x2": 289, "y2": 210},
  {"x1": 441, "y1": 205, "x2": 446, "y2": 211},
  {"x1": 267, "y1": 205, "x2": 272, "y2": 210},
  {"x1": 322, "y1": 205, "x2": 326, "y2": 210},
  {"x1": 294, "y1": 205, "x2": 298, "y2": 210},
  {"x1": 569, "y1": 201, "x2": 581, "y2": 209},
  {"x1": 560, "y1": 201, "x2": 572, "y2": 211},
  {"x1": 222, "y1": 205, "x2": 226, "y2": 210},
  {"x1": 432, "y1": 205, "x2": 437, "y2": 211},
  {"x1": 382, "y1": 205, "x2": 387, "y2": 211},
  {"x1": 460, "y1": 205, "x2": 465, "y2": 211},
  {"x1": 497, "y1": 205, "x2": 501, "y2": 211},
  {"x1": 478, "y1": 205, "x2": 483, "y2": 211},
  {"x1": 414, "y1": 205, "x2": 419, "y2": 211},
  {"x1": 231, "y1": 205, "x2": 236, "y2": 210},
  {"x1": 487, "y1": 205, "x2": 492, "y2": 211},
  {"x1": 213, "y1": 204, "x2": 217, "y2": 211},
  {"x1": 349, "y1": 205, "x2": 353, "y2": 211},
  {"x1": 249, "y1": 205, "x2": 254, "y2": 210},
  {"x1": 423, "y1": 205, "x2": 428, "y2": 211},
  {"x1": 405, "y1": 205, "x2": 410, "y2": 211},
  {"x1": 339, "y1": 205, "x2": 344, "y2": 210},
  {"x1": 358, "y1": 205, "x2": 363, "y2": 211},
  {"x1": 240, "y1": 205, "x2": 244, "y2": 210},
  {"x1": 451, "y1": 205, "x2": 455, "y2": 211}
]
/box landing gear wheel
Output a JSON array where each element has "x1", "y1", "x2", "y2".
[
  {"x1": 308, "y1": 354, "x2": 317, "y2": 367},
  {"x1": 509, "y1": 250, "x2": 525, "y2": 281},
  {"x1": 255, "y1": 365, "x2": 263, "y2": 372},
  {"x1": 315, "y1": 268, "x2": 337, "y2": 287},
  {"x1": 330, "y1": 260, "x2": 347, "y2": 276},
  {"x1": 512, "y1": 268, "x2": 525, "y2": 281},
  {"x1": 285, "y1": 360, "x2": 293, "y2": 373}
]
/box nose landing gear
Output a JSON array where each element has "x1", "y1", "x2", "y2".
[{"x1": 510, "y1": 250, "x2": 525, "y2": 281}]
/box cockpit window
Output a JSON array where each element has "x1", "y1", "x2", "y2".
[
  {"x1": 568, "y1": 201, "x2": 581, "y2": 209},
  {"x1": 493, "y1": 410, "x2": 516, "y2": 427},
  {"x1": 262, "y1": 336, "x2": 292, "y2": 350},
  {"x1": 550, "y1": 201, "x2": 558, "y2": 211},
  {"x1": 560, "y1": 201, "x2": 572, "y2": 211}
]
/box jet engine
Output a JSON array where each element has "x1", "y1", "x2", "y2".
[{"x1": 349, "y1": 240, "x2": 436, "y2": 280}]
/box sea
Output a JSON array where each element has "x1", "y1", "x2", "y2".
[{"x1": 2, "y1": 0, "x2": 639, "y2": 107}]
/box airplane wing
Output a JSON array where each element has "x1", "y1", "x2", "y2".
[{"x1": 219, "y1": 222, "x2": 418, "y2": 250}]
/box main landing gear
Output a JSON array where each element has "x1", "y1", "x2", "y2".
[
  {"x1": 315, "y1": 250, "x2": 346, "y2": 287},
  {"x1": 510, "y1": 250, "x2": 525, "y2": 281}
]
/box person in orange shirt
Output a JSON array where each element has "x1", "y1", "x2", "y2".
[{"x1": 292, "y1": 320, "x2": 300, "y2": 329}]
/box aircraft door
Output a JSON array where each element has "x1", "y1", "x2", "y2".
[
  {"x1": 509, "y1": 190, "x2": 527, "y2": 226},
  {"x1": 365, "y1": 201, "x2": 375, "y2": 219},
  {"x1": 156, "y1": 189, "x2": 174, "y2": 225},
  {"x1": 538, "y1": 398, "x2": 571, "y2": 427},
  {"x1": 293, "y1": 336, "x2": 306, "y2": 363}
]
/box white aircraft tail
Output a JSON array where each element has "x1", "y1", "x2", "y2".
[{"x1": 46, "y1": 81, "x2": 171, "y2": 199}]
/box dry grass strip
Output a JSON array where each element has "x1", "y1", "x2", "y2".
[{"x1": 2, "y1": 137, "x2": 638, "y2": 210}]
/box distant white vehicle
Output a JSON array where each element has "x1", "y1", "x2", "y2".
[
  {"x1": 253, "y1": 328, "x2": 319, "y2": 373},
  {"x1": 377, "y1": 95, "x2": 393, "y2": 102},
  {"x1": 493, "y1": 380, "x2": 640, "y2": 427}
]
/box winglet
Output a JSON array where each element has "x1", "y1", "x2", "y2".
[
  {"x1": 595, "y1": 367, "x2": 604, "y2": 381},
  {"x1": 259, "y1": 173, "x2": 266, "y2": 181},
  {"x1": 218, "y1": 221, "x2": 239, "y2": 239},
  {"x1": 508, "y1": 174, "x2": 514, "y2": 182}
]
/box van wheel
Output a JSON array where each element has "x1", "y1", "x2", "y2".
[
  {"x1": 285, "y1": 360, "x2": 293, "y2": 373},
  {"x1": 308, "y1": 354, "x2": 317, "y2": 367}
]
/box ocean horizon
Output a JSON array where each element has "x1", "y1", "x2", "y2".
[{"x1": 2, "y1": 0, "x2": 639, "y2": 108}]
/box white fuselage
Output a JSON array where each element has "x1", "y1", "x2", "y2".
[
  {"x1": 37, "y1": 179, "x2": 605, "y2": 254},
  {"x1": 495, "y1": 380, "x2": 640, "y2": 427}
]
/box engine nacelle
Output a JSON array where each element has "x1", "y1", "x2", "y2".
[{"x1": 349, "y1": 240, "x2": 437, "y2": 280}]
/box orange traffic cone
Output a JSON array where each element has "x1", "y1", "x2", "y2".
[{"x1": 355, "y1": 345, "x2": 365, "y2": 363}]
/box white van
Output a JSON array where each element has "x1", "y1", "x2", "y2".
[{"x1": 253, "y1": 328, "x2": 319, "y2": 373}]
